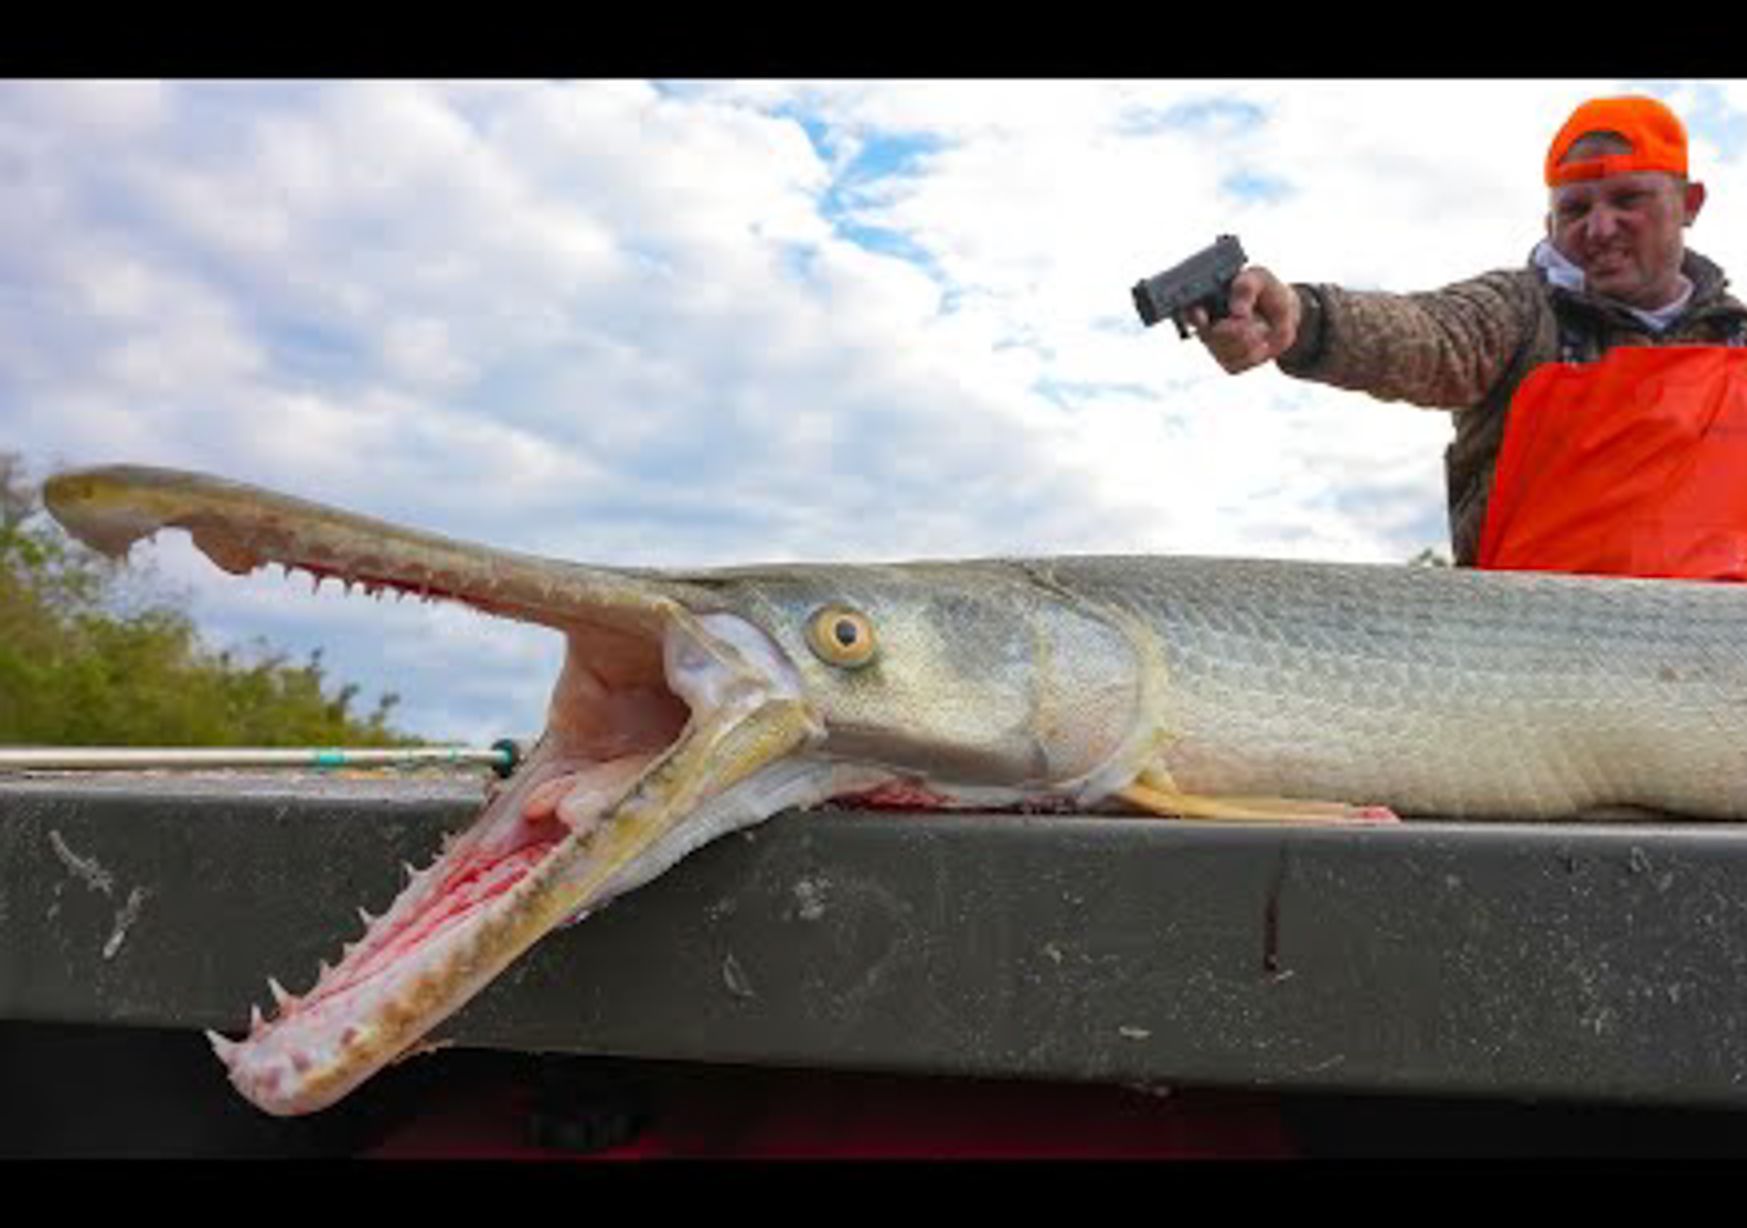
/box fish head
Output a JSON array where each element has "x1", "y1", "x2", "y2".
[{"x1": 696, "y1": 560, "x2": 1147, "y2": 794}]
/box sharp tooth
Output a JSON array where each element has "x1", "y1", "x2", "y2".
[
  {"x1": 402, "y1": 861, "x2": 418, "y2": 882},
  {"x1": 206, "y1": 1030, "x2": 238, "y2": 1063},
  {"x1": 249, "y1": 1004, "x2": 266, "y2": 1035},
  {"x1": 317, "y1": 959, "x2": 333, "y2": 980},
  {"x1": 268, "y1": 977, "x2": 293, "y2": 1009},
  {"x1": 357, "y1": 905, "x2": 376, "y2": 927}
]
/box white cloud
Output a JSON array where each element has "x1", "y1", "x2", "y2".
[{"x1": 4, "y1": 78, "x2": 1735, "y2": 741}]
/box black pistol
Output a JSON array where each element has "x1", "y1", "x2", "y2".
[{"x1": 1131, "y1": 234, "x2": 1247, "y2": 339}]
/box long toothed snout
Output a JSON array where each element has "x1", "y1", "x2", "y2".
[{"x1": 40, "y1": 465, "x2": 839, "y2": 1117}]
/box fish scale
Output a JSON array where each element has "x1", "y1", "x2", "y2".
[{"x1": 1029, "y1": 555, "x2": 1747, "y2": 818}]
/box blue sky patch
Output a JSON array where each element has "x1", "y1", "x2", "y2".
[
  {"x1": 1119, "y1": 97, "x2": 1268, "y2": 138},
  {"x1": 268, "y1": 318, "x2": 370, "y2": 382},
  {"x1": 789, "y1": 112, "x2": 838, "y2": 162},
  {"x1": 832, "y1": 222, "x2": 934, "y2": 267},
  {"x1": 778, "y1": 241, "x2": 818, "y2": 286},
  {"x1": 840, "y1": 131, "x2": 943, "y2": 180},
  {"x1": 770, "y1": 109, "x2": 948, "y2": 283},
  {"x1": 1220, "y1": 168, "x2": 1293, "y2": 204},
  {"x1": 1678, "y1": 85, "x2": 1747, "y2": 162}
]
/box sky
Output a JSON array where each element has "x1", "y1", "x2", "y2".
[{"x1": 7, "y1": 78, "x2": 1747, "y2": 745}]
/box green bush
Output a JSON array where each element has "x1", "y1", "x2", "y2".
[{"x1": 0, "y1": 453, "x2": 419, "y2": 748}]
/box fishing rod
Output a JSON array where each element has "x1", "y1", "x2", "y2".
[{"x1": 0, "y1": 738, "x2": 525, "y2": 777}]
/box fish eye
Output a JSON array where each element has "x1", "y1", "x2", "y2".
[{"x1": 806, "y1": 605, "x2": 878, "y2": 669}]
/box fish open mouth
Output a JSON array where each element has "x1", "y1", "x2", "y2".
[
  {"x1": 42, "y1": 466, "x2": 829, "y2": 1116},
  {"x1": 202, "y1": 621, "x2": 697, "y2": 1117}
]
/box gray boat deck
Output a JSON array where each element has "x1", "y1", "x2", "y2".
[{"x1": 6, "y1": 771, "x2": 1747, "y2": 1111}]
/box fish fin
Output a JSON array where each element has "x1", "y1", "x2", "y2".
[{"x1": 1117, "y1": 770, "x2": 1399, "y2": 825}]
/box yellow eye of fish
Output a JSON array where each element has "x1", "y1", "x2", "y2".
[{"x1": 807, "y1": 606, "x2": 878, "y2": 668}]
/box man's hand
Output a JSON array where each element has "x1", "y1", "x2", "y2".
[{"x1": 1187, "y1": 267, "x2": 1301, "y2": 373}]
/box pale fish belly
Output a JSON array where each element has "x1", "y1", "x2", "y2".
[{"x1": 1047, "y1": 556, "x2": 1747, "y2": 820}]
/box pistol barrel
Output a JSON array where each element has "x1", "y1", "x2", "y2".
[{"x1": 1131, "y1": 234, "x2": 1247, "y2": 337}]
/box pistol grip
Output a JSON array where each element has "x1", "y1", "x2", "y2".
[
  {"x1": 1205, "y1": 284, "x2": 1233, "y2": 324},
  {"x1": 1174, "y1": 289, "x2": 1231, "y2": 341}
]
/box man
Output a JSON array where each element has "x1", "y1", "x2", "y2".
[{"x1": 1192, "y1": 95, "x2": 1747, "y2": 577}]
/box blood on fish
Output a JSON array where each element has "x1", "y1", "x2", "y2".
[{"x1": 839, "y1": 781, "x2": 954, "y2": 810}]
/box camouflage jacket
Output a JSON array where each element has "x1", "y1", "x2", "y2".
[{"x1": 1276, "y1": 248, "x2": 1747, "y2": 565}]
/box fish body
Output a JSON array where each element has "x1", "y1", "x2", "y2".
[
  {"x1": 37, "y1": 465, "x2": 1747, "y2": 1114},
  {"x1": 1012, "y1": 554, "x2": 1747, "y2": 820},
  {"x1": 679, "y1": 553, "x2": 1747, "y2": 820}
]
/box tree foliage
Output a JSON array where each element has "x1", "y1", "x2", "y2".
[
  {"x1": 1408, "y1": 546, "x2": 1453, "y2": 568},
  {"x1": 0, "y1": 453, "x2": 420, "y2": 748}
]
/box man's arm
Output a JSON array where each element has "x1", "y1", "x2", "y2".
[{"x1": 1191, "y1": 267, "x2": 1542, "y2": 411}]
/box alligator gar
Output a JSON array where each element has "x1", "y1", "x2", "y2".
[{"x1": 40, "y1": 464, "x2": 1747, "y2": 1115}]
